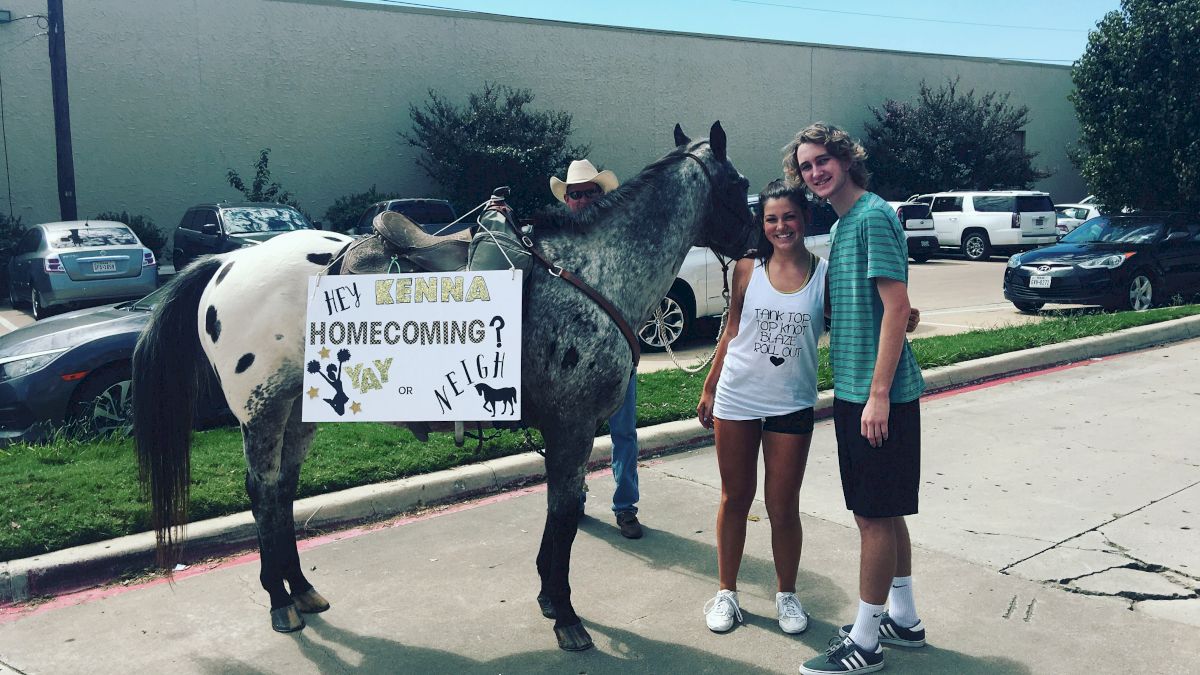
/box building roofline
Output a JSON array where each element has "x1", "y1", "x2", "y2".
[{"x1": 316, "y1": 0, "x2": 1073, "y2": 70}]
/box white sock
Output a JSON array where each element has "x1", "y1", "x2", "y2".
[
  {"x1": 848, "y1": 599, "x2": 885, "y2": 650},
  {"x1": 887, "y1": 576, "x2": 919, "y2": 627}
]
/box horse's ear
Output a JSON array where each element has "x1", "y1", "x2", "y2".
[
  {"x1": 710, "y1": 121, "x2": 727, "y2": 161},
  {"x1": 674, "y1": 123, "x2": 690, "y2": 147}
]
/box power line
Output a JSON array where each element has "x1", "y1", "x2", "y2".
[{"x1": 730, "y1": 0, "x2": 1089, "y2": 33}]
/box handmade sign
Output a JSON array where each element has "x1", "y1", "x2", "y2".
[{"x1": 302, "y1": 271, "x2": 522, "y2": 422}]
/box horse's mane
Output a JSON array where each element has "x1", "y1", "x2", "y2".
[{"x1": 531, "y1": 143, "x2": 701, "y2": 234}]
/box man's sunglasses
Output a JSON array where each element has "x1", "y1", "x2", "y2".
[{"x1": 566, "y1": 188, "x2": 602, "y2": 200}]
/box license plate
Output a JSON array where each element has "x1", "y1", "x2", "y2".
[
  {"x1": 1029, "y1": 275, "x2": 1051, "y2": 288},
  {"x1": 92, "y1": 261, "x2": 117, "y2": 273}
]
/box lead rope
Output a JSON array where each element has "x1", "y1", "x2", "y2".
[{"x1": 659, "y1": 254, "x2": 732, "y2": 373}]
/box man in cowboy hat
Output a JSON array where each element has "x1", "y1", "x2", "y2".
[{"x1": 551, "y1": 159, "x2": 643, "y2": 540}]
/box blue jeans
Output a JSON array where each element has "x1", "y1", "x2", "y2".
[{"x1": 608, "y1": 373, "x2": 640, "y2": 514}]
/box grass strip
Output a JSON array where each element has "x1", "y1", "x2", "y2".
[{"x1": 3, "y1": 304, "x2": 1198, "y2": 561}]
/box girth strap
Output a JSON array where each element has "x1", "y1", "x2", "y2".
[{"x1": 520, "y1": 235, "x2": 642, "y2": 368}]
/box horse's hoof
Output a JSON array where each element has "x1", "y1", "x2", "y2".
[
  {"x1": 292, "y1": 588, "x2": 330, "y2": 614},
  {"x1": 536, "y1": 593, "x2": 557, "y2": 619},
  {"x1": 270, "y1": 605, "x2": 306, "y2": 633},
  {"x1": 554, "y1": 622, "x2": 593, "y2": 651}
]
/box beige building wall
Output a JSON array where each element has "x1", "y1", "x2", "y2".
[{"x1": 0, "y1": 0, "x2": 1085, "y2": 234}]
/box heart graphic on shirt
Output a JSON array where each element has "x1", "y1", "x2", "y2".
[{"x1": 769, "y1": 356, "x2": 785, "y2": 366}]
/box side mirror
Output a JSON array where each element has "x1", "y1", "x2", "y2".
[{"x1": 201, "y1": 223, "x2": 219, "y2": 235}]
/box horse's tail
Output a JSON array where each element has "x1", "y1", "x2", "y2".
[{"x1": 133, "y1": 256, "x2": 222, "y2": 568}]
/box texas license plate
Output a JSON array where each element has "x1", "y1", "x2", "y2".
[
  {"x1": 92, "y1": 261, "x2": 117, "y2": 273},
  {"x1": 1029, "y1": 275, "x2": 1051, "y2": 288}
]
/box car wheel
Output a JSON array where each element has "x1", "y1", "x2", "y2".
[
  {"x1": 638, "y1": 290, "x2": 691, "y2": 351},
  {"x1": 1013, "y1": 301, "x2": 1044, "y2": 314},
  {"x1": 31, "y1": 288, "x2": 53, "y2": 320},
  {"x1": 67, "y1": 365, "x2": 134, "y2": 438},
  {"x1": 961, "y1": 232, "x2": 991, "y2": 261},
  {"x1": 1126, "y1": 271, "x2": 1154, "y2": 311}
]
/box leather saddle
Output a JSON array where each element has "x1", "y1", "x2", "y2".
[{"x1": 341, "y1": 210, "x2": 472, "y2": 275}]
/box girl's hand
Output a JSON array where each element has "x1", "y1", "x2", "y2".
[{"x1": 697, "y1": 394, "x2": 716, "y2": 429}]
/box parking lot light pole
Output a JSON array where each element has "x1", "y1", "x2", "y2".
[{"x1": 47, "y1": 0, "x2": 76, "y2": 221}]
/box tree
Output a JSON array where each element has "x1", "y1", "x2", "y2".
[
  {"x1": 226, "y1": 148, "x2": 315, "y2": 225},
  {"x1": 1071, "y1": 0, "x2": 1200, "y2": 213},
  {"x1": 94, "y1": 211, "x2": 166, "y2": 257},
  {"x1": 863, "y1": 79, "x2": 1051, "y2": 200},
  {"x1": 401, "y1": 83, "x2": 590, "y2": 214}
]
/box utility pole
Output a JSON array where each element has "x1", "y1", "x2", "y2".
[{"x1": 47, "y1": 0, "x2": 76, "y2": 220}]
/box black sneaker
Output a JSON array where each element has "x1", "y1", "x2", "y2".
[
  {"x1": 616, "y1": 510, "x2": 643, "y2": 539},
  {"x1": 838, "y1": 612, "x2": 926, "y2": 647},
  {"x1": 800, "y1": 637, "x2": 884, "y2": 674}
]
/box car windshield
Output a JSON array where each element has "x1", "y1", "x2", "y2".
[
  {"x1": 1060, "y1": 216, "x2": 1164, "y2": 244},
  {"x1": 221, "y1": 207, "x2": 309, "y2": 234},
  {"x1": 48, "y1": 226, "x2": 138, "y2": 249}
]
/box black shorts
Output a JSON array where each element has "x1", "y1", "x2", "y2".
[
  {"x1": 833, "y1": 397, "x2": 921, "y2": 518},
  {"x1": 762, "y1": 407, "x2": 815, "y2": 435}
]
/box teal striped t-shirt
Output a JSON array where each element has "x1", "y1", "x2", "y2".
[{"x1": 827, "y1": 192, "x2": 925, "y2": 404}]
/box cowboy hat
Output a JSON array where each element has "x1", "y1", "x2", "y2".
[{"x1": 550, "y1": 159, "x2": 619, "y2": 203}]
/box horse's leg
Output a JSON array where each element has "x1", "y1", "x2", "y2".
[
  {"x1": 242, "y1": 395, "x2": 305, "y2": 633},
  {"x1": 277, "y1": 398, "x2": 328, "y2": 615},
  {"x1": 535, "y1": 424, "x2": 594, "y2": 651}
]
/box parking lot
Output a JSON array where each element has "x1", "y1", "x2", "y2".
[{"x1": 641, "y1": 254, "x2": 1053, "y2": 373}]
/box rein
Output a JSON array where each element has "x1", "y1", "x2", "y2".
[{"x1": 519, "y1": 233, "x2": 643, "y2": 368}]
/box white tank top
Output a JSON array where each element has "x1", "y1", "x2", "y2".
[{"x1": 713, "y1": 256, "x2": 827, "y2": 420}]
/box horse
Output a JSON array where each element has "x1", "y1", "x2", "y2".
[
  {"x1": 474, "y1": 382, "x2": 517, "y2": 416},
  {"x1": 132, "y1": 121, "x2": 757, "y2": 652}
]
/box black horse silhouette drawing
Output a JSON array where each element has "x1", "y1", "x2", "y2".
[{"x1": 475, "y1": 382, "x2": 517, "y2": 416}]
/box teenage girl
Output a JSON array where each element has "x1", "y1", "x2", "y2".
[{"x1": 697, "y1": 179, "x2": 824, "y2": 635}]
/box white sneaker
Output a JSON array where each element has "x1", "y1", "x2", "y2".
[
  {"x1": 703, "y1": 589, "x2": 743, "y2": 633},
  {"x1": 775, "y1": 591, "x2": 808, "y2": 634}
]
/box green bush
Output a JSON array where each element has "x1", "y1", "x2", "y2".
[
  {"x1": 93, "y1": 211, "x2": 167, "y2": 258},
  {"x1": 323, "y1": 185, "x2": 402, "y2": 233},
  {"x1": 0, "y1": 213, "x2": 26, "y2": 295}
]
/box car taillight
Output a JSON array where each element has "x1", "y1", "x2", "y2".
[
  {"x1": 1012, "y1": 212, "x2": 1021, "y2": 229},
  {"x1": 44, "y1": 256, "x2": 65, "y2": 273},
  {"x1": 142, "y1": 250, "x2": 156, "y2": 267}
]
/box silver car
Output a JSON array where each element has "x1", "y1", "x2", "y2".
[{"x1": 6, "y1": 220, "x2": 158, "y2": 320}]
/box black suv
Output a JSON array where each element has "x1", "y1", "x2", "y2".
[
  {"x1": 351, "y1": 198, "x2": 458, "y2": 236},
  {"x1": 171, "y1": 202, "x2": 313, "y2": 270}
]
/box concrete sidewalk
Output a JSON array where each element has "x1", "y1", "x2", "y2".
[
  {"x1": 1, "y1": 335, "x2": 1198, "y2": 673},
  {"x1": 3, "y1": 314, "x2": 1200, "y2": 608}
]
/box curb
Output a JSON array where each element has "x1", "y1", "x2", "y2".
[{"x1": 4, "y1": 314, "x2": 1200, "y2": 605}]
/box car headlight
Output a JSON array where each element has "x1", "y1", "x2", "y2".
[
  {"x1": 1078, "y1": 253, "x2": 1132, "y2": 269},
  {"x1": 0, "y1": 349, "x2": 68, "y2": 383},
  {"x1": 1007, "y1": 254, "x2": 1022, "y2": 268}
]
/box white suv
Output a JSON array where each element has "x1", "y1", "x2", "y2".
[{"x1": 911, "y1": 191, "x2": 1057, "y2": 261}]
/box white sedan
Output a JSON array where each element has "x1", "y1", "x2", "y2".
[
  {"x1": 1054, "y1": 203, "x2": 1104, "y2": 235},
  {"x1": 638, "y1": 199, "x2": 834, "y2": 350}
]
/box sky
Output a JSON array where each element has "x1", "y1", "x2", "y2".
[{"x1": 355, "y1": 0, "x2": 1123, "y2": 64}]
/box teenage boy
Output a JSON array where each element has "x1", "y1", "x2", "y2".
[{"x1": 787, "y1": 123, "x2": 926, "y2": 675}]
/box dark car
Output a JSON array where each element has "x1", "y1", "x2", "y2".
[
  {"x1": 0, "y1": 286, "x2": 228, "y2": 445},
  {"x1": 172, "y1": 202, "x2": 312, "y2": 270},
  {"x1": 1003, "y1": 213, "x2": 1200, "y2": 313},
  {"x1": 350, "y1": 198, "x2": 458, "y2": 237}
]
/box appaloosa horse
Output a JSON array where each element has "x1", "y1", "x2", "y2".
[{"x1": 133, "y1": 122, "x2": 756, "y2": 651}]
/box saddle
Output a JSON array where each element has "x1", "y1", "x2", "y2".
[{"x1": 341, "y1": 210, "x2": 472, "y2": 275}]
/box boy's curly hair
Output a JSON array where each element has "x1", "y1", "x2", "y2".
[{"x1": 782, "y1": 122, "x2": 870, "y2": 190}]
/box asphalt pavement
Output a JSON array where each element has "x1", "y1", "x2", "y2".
[{"x1": 1, "y1": 333, "x2": 1198, "y2": 674}]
